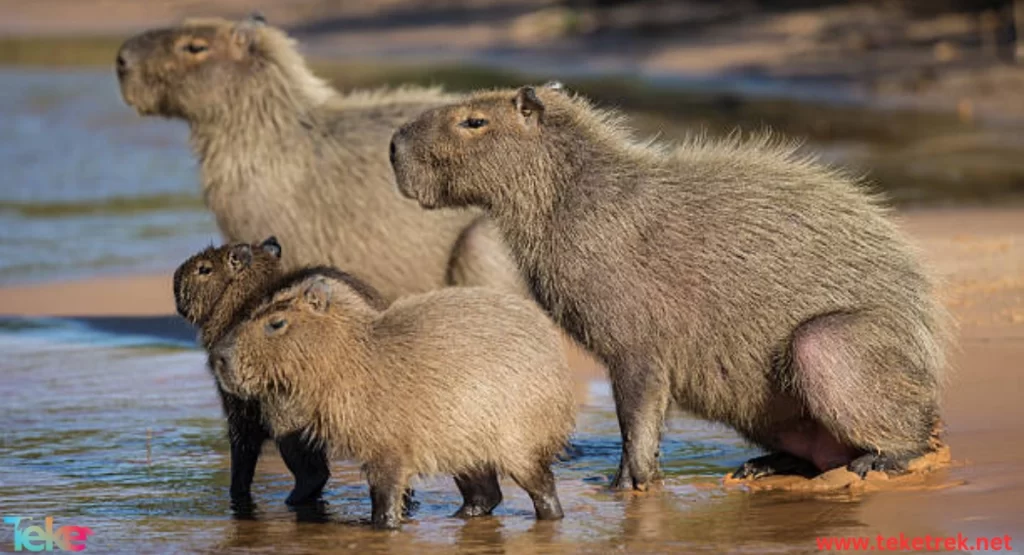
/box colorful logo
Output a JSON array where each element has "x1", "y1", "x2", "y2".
[{"x1": 4, "y1": 516, "x2": 93, "y2": 552}]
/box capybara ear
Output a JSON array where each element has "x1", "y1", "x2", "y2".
[
  {"x1": 514, "y1": 86, "x2": 545, "y2": 125},
  {"x1": 303, "y1": 278, "x2": 332, "y2": 312},
  {"x1": 260, "y1": 236, "x2": 282, "y2": 259},
  {"x1": 228, "y1": 244, "x2": 253, "y2": 270},
  {"x1": 230, "y1": 17, "x2": 262, "y2": 57},
  {"x1": 247, "y1": 11, "x2": 268, "y2": 25}
]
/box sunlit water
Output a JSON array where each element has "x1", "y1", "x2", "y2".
[
  {"x1": 0, "y1": 67, "x2": 216, "y2": 285},
  {"x1": 0, "y1": 318, "x2": 823, "y2": 553}
]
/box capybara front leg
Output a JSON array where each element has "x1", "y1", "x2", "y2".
[
  {"x1": 454, "y1": 468, "x2": 503, "y2": 517},
  {"x1": 510, "y1": 463, "x2": 563, "y2": 521},
  {"x1": 277, "y1": 431, "x2": 330, "y2": 506},
  {"x1": 223, "y1": 394, "x2": 269, "y2": 502},
  {"x1": 366, "y1": 462, "x2": 409, "y2": 530},
  {"x1": 609, "y1": 368, "x2": 669, "y2": 490}
]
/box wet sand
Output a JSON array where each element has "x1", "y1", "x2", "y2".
[{"x1": 1, "y1": 205, "x2": 1022, "y2": 551}]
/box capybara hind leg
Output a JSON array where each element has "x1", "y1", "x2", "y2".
[
  {"x1": 223, "y1": 394, "x2": 269, "y2": 502},
  {"x1": 445, "y1": 216, "x2": 528, "y2": 296},
  {"x1": 366, "y1": 461, "x2": 410, "y2": 530},
  {"x1": 277, "y1": 431, "x2": 330, "y2": 506},
  {"x1": 789, "y1": 312, "x2": 937, "y2": 468},
  {"x1": 732, "y1": 452, "x2": 819, "y2": 480},
  {"x1": 511, "y1": 463, "x2": 563, "y2": 521},
  {"x1": 609, "y1": 368, "x2": 669, "y2": 490},
  {"x1": 848, "y1": 451, "x2": 917, "y2": 478},
  {"x1": 454, "y1": 468, "x2": 503, "y2": 518}
]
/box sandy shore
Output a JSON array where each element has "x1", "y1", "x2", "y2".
[{"x1": 1, "y1": 205, "x2": 1022, "y2": 536}]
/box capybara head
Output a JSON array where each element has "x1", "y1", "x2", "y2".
[
  {"x1": 116, "y1": 14, "x2": 330, "y2": 119},
  {"x1": 173, "y1": 236, "x2": 283, "y2": 326},
  {"x1": 212, "y1": 276, "x2": 357, "y2": 399},
  {"x1": 389, "y1": 83, "x2": 577, "y2": 210}
]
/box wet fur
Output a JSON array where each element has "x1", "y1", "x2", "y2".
[
  {"x1": 173, "y1": 240, "x2": 385, "y2": 505},
  {"x1": 213, "y1": 276, "x2": 575, "y2": 528},
  {"x1": 390, "y1": 87, "x2": 951, "y2": 488}
]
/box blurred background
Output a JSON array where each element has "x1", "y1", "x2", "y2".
[{"x1": 0, "y1": 0, "x2": 1023, "y2": 285}]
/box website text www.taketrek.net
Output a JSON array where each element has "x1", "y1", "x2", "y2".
[{"x1": 816, "y1": 533, "x2": 1013, "y2": 552}]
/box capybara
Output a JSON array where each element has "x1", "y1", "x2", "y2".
[
  {"x1": 173, "y1": 237, "x2": 387, "y2": 506},
  {"x1": 209, "y1": 274, "x2": 575, "y2": 529},
  {"x1": 117, "y1": 14, "x2": 518, "y2": 300},
  {"x1": 389, "y1": 86, "x2": 950, "y2": 489}
]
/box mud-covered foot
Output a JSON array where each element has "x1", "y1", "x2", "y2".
[
  {"x1": 848, "y1": 452, "x2": 913, "y2": 478},
  {"x1": 732, "y1": 452, "x2": 819, "y2": 480}
]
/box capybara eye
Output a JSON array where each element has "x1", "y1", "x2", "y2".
[
  {"x1": 459, "y1": 118, "x2": 489, "y2": 129},
  {"x1": 183, "y1": 42, "x2": 209, "y2": 55},
  {"x1": 266, "y1": 318, "x2": 288, "y2": 333},
  {"x1": 196, "y1": 264, "x2": 213, "y2": 276}
]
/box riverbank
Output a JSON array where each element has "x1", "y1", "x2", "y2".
[{"x1": 2, "y1": 0, "x2": 1023, "y2": 122}]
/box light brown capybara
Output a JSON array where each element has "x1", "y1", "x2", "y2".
[
  {"x1": 210, "y1": 274, "x2": 575, "y2": 529},
  {"x1": 389, "y1": 85, "x2": 951, "y2": 490},
  {"x1": 117, "y1": 14, "x2": 518, "y2": 301}
]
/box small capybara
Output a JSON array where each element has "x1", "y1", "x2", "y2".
[
  {"x1": 390, "y1": 86, "x2": 950, "y2": 489},
  {"x1": 117, "y1": 14, "x2": 519, "y2": 300},
  {"x1": 209, "y1": 274, "x2": 575, "y2": 529},
  {"x1": 174, "y1": 237, "x2": 387, "y2": 506}
]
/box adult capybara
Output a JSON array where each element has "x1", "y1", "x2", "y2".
[
  {"x1": 389, "y1": 86, "x2": 950, "y2": 490},
  {"x1": 210, "y1": 274, "x2": 575, "y2": 529},
  {"x1": 174, "y1": 237, "x2": 387, "y2": 506},
  {"x1": 117, "y1": 14, "x2": 517, "y2": 300}
]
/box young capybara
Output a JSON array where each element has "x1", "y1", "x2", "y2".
[
  {"x1": 173, "y1": 237, "x2": 388, "y2": 506},
  {"x1": 389, "y1": 86, "x2": 950, "y2": 489},
  {"x1": 116, "y1": 14, "x2": 518, "y2": 301},
  {"x1": 209, "y1": 274, "x2": 575, "y2": 529}
]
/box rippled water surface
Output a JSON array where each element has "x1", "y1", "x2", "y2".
[
  {"x1": 3, "y1": 318, "x2": 1005, "y2": 554},
  {"x1": 0, "y1": 68, "x2": 215, "y2": 285}
]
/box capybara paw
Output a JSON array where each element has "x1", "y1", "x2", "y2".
[
  {"x1": 285, "y1": 487, "x2": 326, "y2": 507},
  {"x1": 848, "y1": 452, "x2": 911, "y2": 478},
  {"x1": 609, "y1": 469, "x2": 632, "y2": 490},
  {"x1": 533, "y1": 497, "x2": 564, "y2": 521},
  {"x1": 371, "y1": 514, "x2": 403, "y2": 530},
  {"x1": 229, "y1": 495, "x2": 257, "y2": 520},
  {"x1": 732, "y1": 452, "x2": 818, "y2": 480},
  {"x1": 453, "y1": 504, "x2": 493, "y2": 518}
]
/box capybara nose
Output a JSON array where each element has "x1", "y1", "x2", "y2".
[
  {"x1": 115, "y1": 49, "x2": 132, "y2": 78},
  {"x1": 389, "y1": 138, "x2": 398, "y2": 166}
]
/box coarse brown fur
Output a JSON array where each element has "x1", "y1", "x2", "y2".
[
  {"x1": 390, "y1": 86, "x2": 951, "y2": 489},
  {"x1": 117, "y1": 15, "x2": 518, "y2": 300},
  {"x1": 173, "y1": 237, "x2": 386, "y2": 507},
  {"x1": 211, "y1": 275, "x2": 575, "y2": 528}
]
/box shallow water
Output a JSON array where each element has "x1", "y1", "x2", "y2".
[
  {"x1": 0, "y1": 318, "x2": 752, "y2": 553},
  {"x1": 1, "y1": 318, "x2": 1019, "y2": 554}
]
